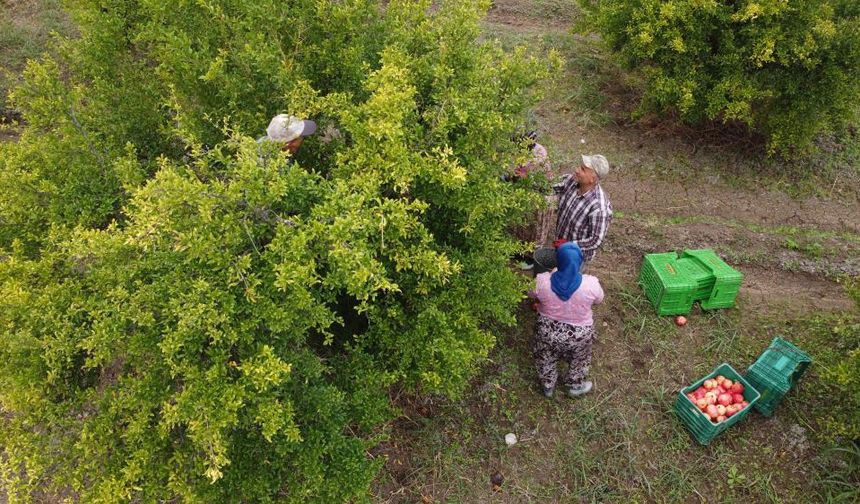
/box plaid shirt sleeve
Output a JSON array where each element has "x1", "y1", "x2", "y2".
[
  {"x1": 553, "y1": 174, "x2": 574, "y2": 195},
  {"x1": 576, "y1": 206, "x2": 612, "y2": 260}
]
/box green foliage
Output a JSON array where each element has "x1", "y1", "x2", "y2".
[
  {"x1": 797, "y1": 281, "x2": 860, "y2": 444},
  {"x1": 0, "y1": 58, "x2": 131, "y2": 253},
  {"x1": 0, "y1": 0, "x2": 559, "y2": 501},
  {"x1": 0, "y1": 0, "x2": 74, "y2": 112},
  {"x1": 782, "y1": 237, "x2": 825, "y2": 258},
  {"x1": 579, "y1": 0, "x2": 860, "y2": 154},
  {"x1": 816, "y1": 443, "x2": 860, "y2": 502}
]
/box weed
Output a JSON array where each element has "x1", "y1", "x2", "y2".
[
  {"x1": 838, "y1": 275, "x2": 860, "y2": 309},
  {"x1": 783, "y1": 238, "x2": 826, "y2": 258},
  {"x1": 815, "y1": 444, "x2": 860, "y2": 502},
  {"x1": 727, "y1": 463, "x2": 748, "y2": 489}
]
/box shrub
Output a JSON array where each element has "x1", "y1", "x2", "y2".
[
  {"x1": 0, "y1": 0, "x2": 558, "y2": 501},
  {"x1": 579, "y1": 0, "x2": 860, "y2": 154}
]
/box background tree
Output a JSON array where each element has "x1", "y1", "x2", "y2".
[
  {"x1": 0, "y1": 0, "x2": 559, "y2": 501},
  {"x1": 579, "y1": 0, "x2": 860, "y2": 155}
]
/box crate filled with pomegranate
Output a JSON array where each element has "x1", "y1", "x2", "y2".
[{"x1": 674, "y1": 363, "x2": 760, "y2": 445}]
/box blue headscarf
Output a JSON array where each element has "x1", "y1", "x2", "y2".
[{"x1": 550, "y1": 242, "x2": 584, "y2": 301}]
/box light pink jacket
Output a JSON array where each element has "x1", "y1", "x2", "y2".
[{"x1": 528, "y1": 271, "x2": 604, "y2": 326}]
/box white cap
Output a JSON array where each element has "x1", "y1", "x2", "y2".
[
  {"x1": 582, "y1": 154, "x2": 610, "y2": 179},
  {"x1": 265, "y1": 114, "x2": 317, "y2": 143}
]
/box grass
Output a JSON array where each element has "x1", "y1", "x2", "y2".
[
  {"x1": 816, "y1": 444, "x2": 860, "y2": 503},
  {"x1": 611, "y1": 210, "x2": 860, "y2": 280},
  {"x1": 3, "y1": 0, "x2": 859, "y2": 502},
  {"x1": 782, "y1": 237, "x2": 827, "y2": 259},
  {"x1": 374, "y1": 294, "x2": 860, "y2": 502},
  {"x1": 488, "y1": 0, "x2": 581, "y2": 24},
  {"x1": 484, "y1": 1, "x2": 860, "y2": 202},
  {"x1": 618, "y1": 212, "x2": 860, "y2": 246},
  {"x1": 0, "y1": 0, "x2": 74, "y2": 114},
  {"x1": 615, "y1": 212, "x2": 860, "y2": 259}
]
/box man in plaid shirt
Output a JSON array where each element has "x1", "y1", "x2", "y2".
[{"x1": 532, "y1": 154, "x2": 613, "y2": 272}]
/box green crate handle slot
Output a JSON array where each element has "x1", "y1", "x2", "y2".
[{"x1": 766, "y1": 346, "x2": 812, "y2": 360}]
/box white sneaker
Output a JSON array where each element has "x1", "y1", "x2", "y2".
[
  {"x1": 566, "y1": 381, "x2": 593, "y2": 397},
  {"x1": 518, "y1": 261, "x2": 534, "y2": 271}
]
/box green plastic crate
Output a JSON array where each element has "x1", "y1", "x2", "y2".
[
  {"x1": 639, "y1": 252, "x2": 697, "y2": 316},
  {"x1": 675, "y1": 363, "x2": 761, "y2": 445},
  {"x1": 682, "y1": 249, "x2": 743, "y2": 310},
  {"x1": 675, "y1": 257, "x2": 715, "y2": 301},
  {"x1": 745, "y1": 337, "x2": 812, "y2": 417}
]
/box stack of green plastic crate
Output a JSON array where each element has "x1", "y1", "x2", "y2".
[
  {"x1": 638, "y1": 252, "x2": 697, "y2": 315},
  {"x1": 675, "y1": 257, "x2": 715, "y2": 301},
  {"x1": 640, "y1": 249, "x2": 743, "y2": 315},
  {"x1": 682, "y1": 249, "x2": 744, "y2": 310},
  {"x1": 745, "y1": 337, "x2": 812, "y2": 417}
]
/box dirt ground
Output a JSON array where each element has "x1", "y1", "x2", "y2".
[
  {"x1": 485, "y1": 0, "x2": 858, "y2": 317},
  {"x1": 371, "y1": 1, "x2": 860, "y2": 502},
  {"x1": 2, "y1": 0, "x2": 857, "y2": 502}
]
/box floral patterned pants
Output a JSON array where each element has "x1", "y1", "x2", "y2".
[{"x1": 533, "y1": 314, "x2": 595, "y2": 390}]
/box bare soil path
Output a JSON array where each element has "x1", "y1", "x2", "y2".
[
  {"x1": 486, "y1": 1, "x2": 860, "y2": 316},
  {"x1": 374, "y1": 2, "x2": 859, "y2": 503}
]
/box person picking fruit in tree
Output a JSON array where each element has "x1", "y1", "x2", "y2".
[
  {"x1": 257, "y1": 114, "x2": 317, "y2": 154},
  {"x1": 528, "y1": 154, "x2": 612, "y2": 273},
  {"x1": 528, "y1": 242, "x2": 604, "y2": 398},
  {"x1": 505, "y1": 130, "x2": 558, "y2": 263},
  {"x1": 503, "y1": 130, "x2": 552, "y2": 181}
]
